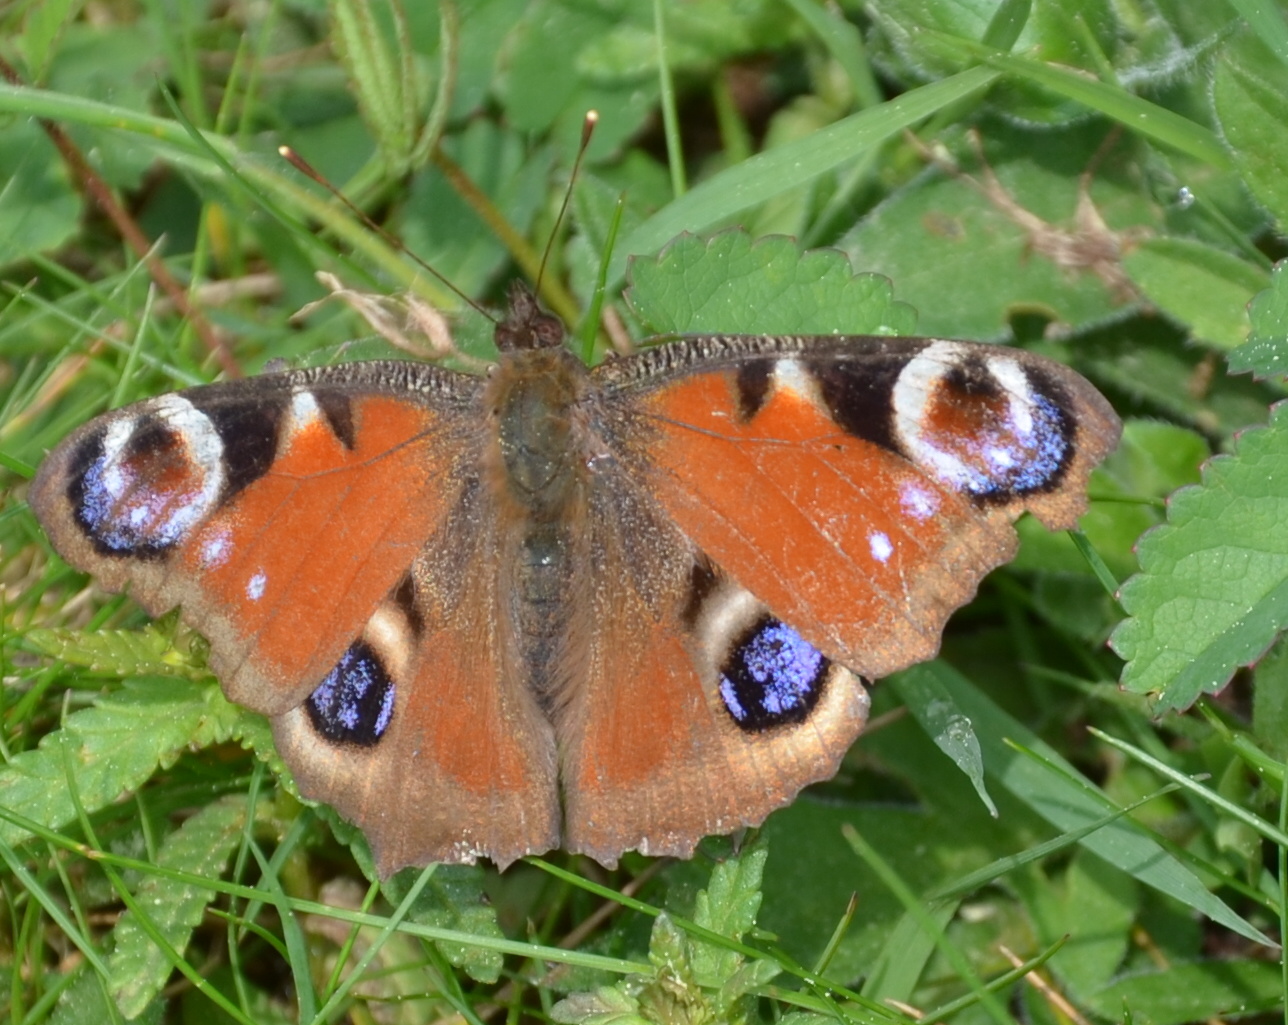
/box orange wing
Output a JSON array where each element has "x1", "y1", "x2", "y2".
[
  {"x1": 31, "y1": 361, "x2": 561, "y2": 872},
  {"x1": 556, "y1": 334, "x2": 1120, "y2": 861}
]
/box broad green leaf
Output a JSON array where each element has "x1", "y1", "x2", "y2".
[
  {"x1": 1112, "y1": 402, "x2": 1288, "y2": 709},
  {"x1": 0, "y1": 678, "x2": 246, "y2": 851},
  {"x1": 1038, "y1": 850, "x2": 1138, "y2": 997},
  {"x1": 1228, "y1": 259, "x2": 1288, "y2": 378},
  {"x1": 843, "y1": 122, "x2": 1154, "y2": 339},
  {"x1": 1086, "y1": 958, "x2": 1282, "y2": 1024},
  {"x1": 109, "y1": 794, "x2": 258, "y2": 1018},
  {"x1": 0, "y1": 119, "x2": 80, "y2": 269},
  {"x1": 1122, "y1": 237, "x2": 1267, "y2": 349},
  {"x1": 578, "y1": 0, "x2": 795, "y2": 77},
  {"x1": 627, "y1": 231, "x2": 915, "y2": 336},
  {"x1": 494, "y1": 2, "x2": 658, "y2": 157},
  {"x1": 1213, "y1": 28, "x2": 1288, "y2": 229}
]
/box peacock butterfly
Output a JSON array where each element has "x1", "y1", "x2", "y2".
[{"x1": 29, "y1": 260, "x2": 1121, "y2": 875}]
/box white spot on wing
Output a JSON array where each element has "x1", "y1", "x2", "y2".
[
  {"x1": 868, "y1": 530, "x2": 893, "y2": 563},
  {"x1": 367, "y1": 604, "x2": 414, "y2": 677},
  {"x1": 772, "y1": 359, "x2": 813, "y2": 398},
  {"x1": 987, "y1": 357, "x2": 1035, "y2": 437},
  {"x1": 899, "y1": 480, "x2": 939, "y2": 520},
  {"x1": 290, "y1": 389, "x2": 322, "y2": 430},
  {"x1": 893, "y1": 341, "x2": 976, "y2": 490},
  {"x1": 771, "y1": 357, "x2": 830, "y2": 414},
  {"x1": 200, "y1": 526, "x2": 233, "y2": 568},
  {"x1": 247, "y1": 570, "x2": 267, "y2": 601}
]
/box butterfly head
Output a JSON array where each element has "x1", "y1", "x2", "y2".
[{"x1": 495, "y1": 281, "x2": 566, "y2": 353}]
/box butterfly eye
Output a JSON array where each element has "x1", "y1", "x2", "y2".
[
  {"x1": 718, "y1": 616, "x2": 829, "y2": 731},
  {"x1": 306, "y1": 640, "x2": 397, "y2": 747},
  {"x1": 70, "y1": 397, "x2": 227, "y2": 559}
]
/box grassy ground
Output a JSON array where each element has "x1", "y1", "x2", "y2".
[{"x1": 3, "y1": 1, "x2": 1288, "y2": 1023}]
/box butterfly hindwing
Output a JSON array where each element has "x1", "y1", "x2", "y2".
[{"x1": 272, "y1": 517, "x2": 560, "y2": 873}]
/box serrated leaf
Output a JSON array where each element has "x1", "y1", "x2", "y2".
[
  {"x1": 627, "y1": 231, "x2": 915, "y2": 336},
  {"x1": 1112, "y1": 402, "x2": 1288, "y2": 709},
  {"x1": 51, "y1": 962, "x2": 164, "y2": 1025},
  {"x1": 0, "y1": 678, "x2": 246, "y2": 851},
  {"x1": 717, "y1": 956, "x2": 782, "y2": 1011},
  {"x1": 554, "y1": 844, "x2": 776, "y2": 1025},
  {"x1": 109, "y1": 794, "x2": 256, "y2": 1017},
  {"x1": 381, "y1": 864, "x2": 504, "y2": 983},
  {"x1": 552, "y1": 987, "x2": 648, "y2": 1025},
  {"x1": 1229, "y1": 260, "x2": 1288, "y2": 378},
  {"x1": 691, "y1": 844, "x2": 767, "y2": 985},
  {"x1": 27, "y1": 626, "x2": 208, "y2": 680}
]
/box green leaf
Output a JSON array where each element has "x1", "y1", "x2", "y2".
[
  {"x1": 381, "y1": 865, "x2": 505, "y2": 983},
  {"x1": 50, "y1": 962, "x2": 164, "y2": 1025},
  {"x1": 894, "y1": 669, "x2": 996, "y2": 815},
  {"x1": 0, "y1": 118, "x2": 80, "y2": 269},
  {"x1": 0, "y1": 678, "x2": 246, "y2": 852},
  {"x1": 551, "y1": 987, "x2": 649, "y2": 1025},
  {"x1": 627, "y1": 231, "x2": 915, "y2": 336},
  {"x1": 328, "y1": 0, "x2": 420, "y2": 172},
  {"x1": 552, "y1": 842, "x2": 778, "y2": 1025},
  {"x1": 26, "y1": 625, "x2": 210, "y2": 680},
  {"x1": 1122, "y1": 237, "x2": 1267, "y2": 349},
  {"x1": 1228, "y1": 259, "x2": 1288, "y2": 378},
  {"x1": 896, "y1": 662, "x2": 1270, "y2": 946},
  {"x1": 1213, "y1": 28, "x2": 1288, "y2": 229},
  {"x1": 109, "y1": 794, "x2": 257, "y2": 1018},
  {"x1": 843, "y1": 121, "x2": 1154, "y2": 338},
  {"x1": 1112, "y1": 402, "x2": 1288, "y2": 709},
  {"x1": 1086, "y1": 958, "x2": 1282, "y2": 1024},
  {"x1": 1252, "y1": 641, "x2": 1288, "y2": 762},
  {"x1": 690, "y1": 844, "x2": 767, "y2": 990},
  {"x1": 494, "y1": 2, "x2": 657, "y2": 157},
  {"x1": 609, "y1": 65, "x2": 1001, "y2": 282}
]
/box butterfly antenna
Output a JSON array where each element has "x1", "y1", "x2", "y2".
[
  {"x1": 278, "y1": 145, "x2": 494, "y2": 321},
  {"x1": 535, "y1": 110, "x2": 598, "y2": 294}
]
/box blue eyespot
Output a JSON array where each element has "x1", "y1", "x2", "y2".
[
  {"x1": 719, "y1": 617, "x2": 828, "y2": 731},
  {"x1": 306, "y1": 641, "x2": 396, "y2": 747}
]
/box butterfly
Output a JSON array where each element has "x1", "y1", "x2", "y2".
[{"x1": 29, "y1": 277, "x2": 1121, "y2": 875}]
